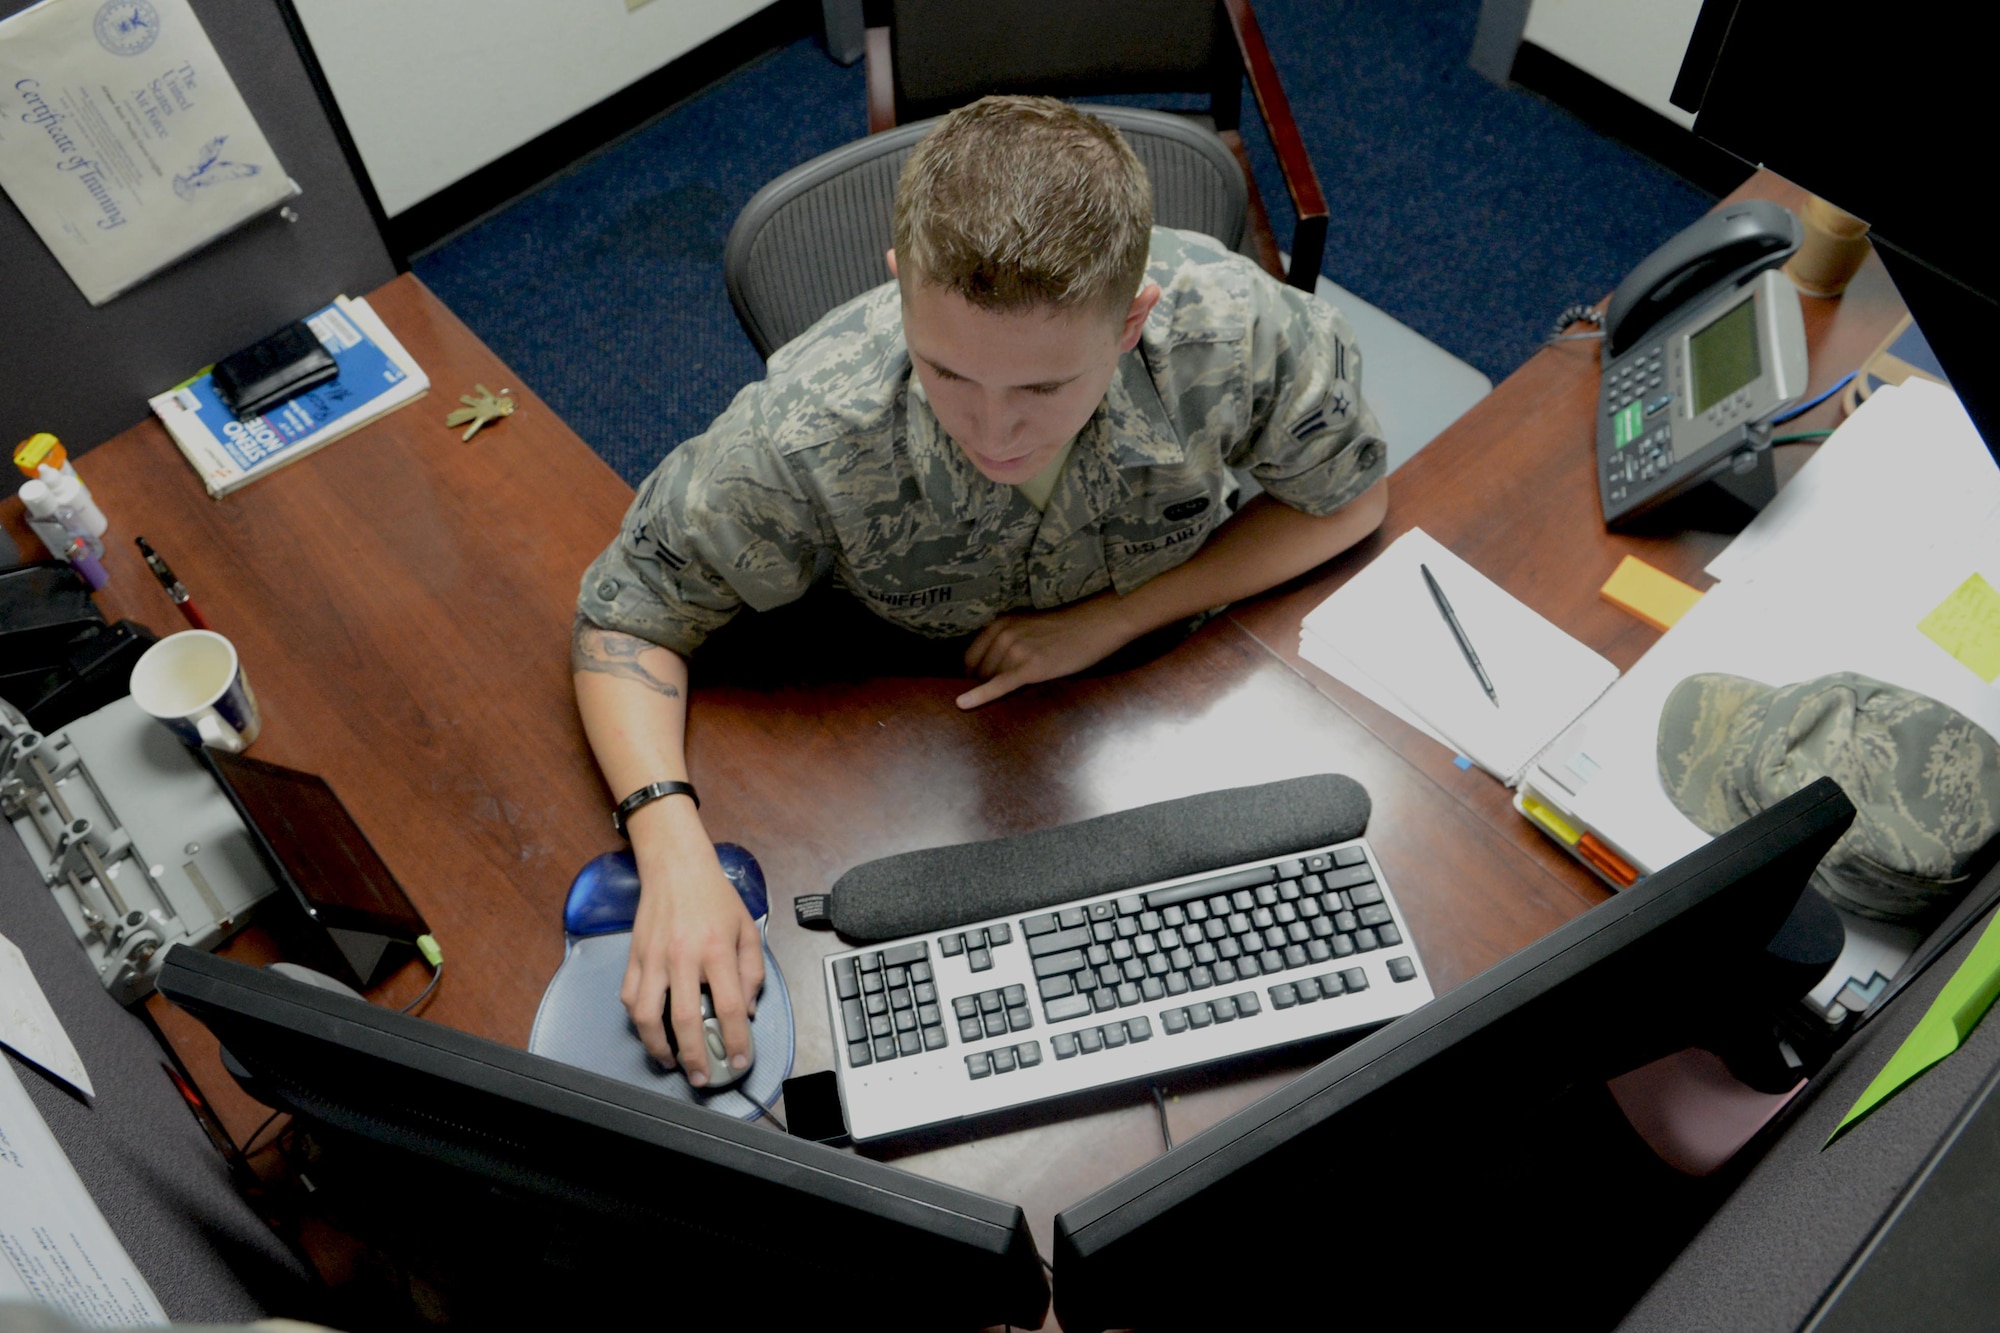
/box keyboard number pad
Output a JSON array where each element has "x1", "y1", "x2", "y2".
[{"x1": 836, "y1": 942, "x2": 942, "y2": 1067}]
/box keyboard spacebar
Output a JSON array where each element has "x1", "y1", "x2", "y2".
[{"x1": 1144, "y1": 865, "x2": 1278, "y2": 908}]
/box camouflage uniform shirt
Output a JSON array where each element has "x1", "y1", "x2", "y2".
[{"x1": 578, "y1": 227, "x2": 1386, "y2": 657}]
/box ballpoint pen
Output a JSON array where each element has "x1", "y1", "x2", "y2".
[
  {"x1": 1420, "y1": 562, "x2": 1498, "y2": 706},
  {"x1": 135, "y1": 536, "x2": 211, "y2": 629}
]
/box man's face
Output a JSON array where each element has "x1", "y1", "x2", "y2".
[{"x1": 896, "y1": 258, "x2": 1159, "y2": 485}]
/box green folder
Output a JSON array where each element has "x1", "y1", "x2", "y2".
[{"x1": 1828, "y1": 910, "x2": 2000, "y2": 1147}]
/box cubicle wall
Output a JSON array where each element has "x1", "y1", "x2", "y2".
[{"x1": 0, "y1": 0, "x2": 398, "y2": 456}]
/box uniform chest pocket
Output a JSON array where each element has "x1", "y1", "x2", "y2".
[{"x1": 1101, "y1": 485, "x2": 1225, "y2": 595}]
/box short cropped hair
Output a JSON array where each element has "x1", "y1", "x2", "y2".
[{"x1": 892, "y1": 96, "x2": 1153, "y2": 315}]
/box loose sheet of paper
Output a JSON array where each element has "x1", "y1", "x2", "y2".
[
  {"x1": 0, "y1": 1057, "x2": 167, "y2": 1323},
  {"x1": 1705, "y1": 381, "x2": 1997, "y2": 586},
  {"x1": 1300, "y1": 528, "x2": 1619, "y2": 781},
  {"x1": 0, "y1": 932, "x2": 93, "y2": 1099}
]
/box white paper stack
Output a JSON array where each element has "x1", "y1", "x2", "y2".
[
  {"x1": 1299, "y1": 528, "x2": 1621, "y2": 783},
  {"x1": 149, "y1": 294, "x2": 428, "y2": 497}
]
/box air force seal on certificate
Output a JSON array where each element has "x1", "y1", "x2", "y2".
[{"x1": 94, "y1": 0, "x2": 160, "y2": 55}]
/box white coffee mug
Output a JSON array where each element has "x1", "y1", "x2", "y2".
[{"x1": 129, "y1": 630, "x2": 263, "y2": 752}]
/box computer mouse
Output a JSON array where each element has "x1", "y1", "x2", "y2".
[{"x1": 664, "y1": 986, "x2": 752, "y2": 1089}]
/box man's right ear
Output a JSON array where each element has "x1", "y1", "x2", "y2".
[{"x1": 885, "y1": 248, "x2": 899, "y2": 279}]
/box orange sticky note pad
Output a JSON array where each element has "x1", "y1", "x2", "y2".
[{"x1": 1600, "y1": 555, "x2": 1703, "y2": 631}]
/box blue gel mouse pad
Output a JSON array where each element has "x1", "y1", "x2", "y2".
[{"x1": 529, "y1": 930, "x2": 793, "y2": 1120}]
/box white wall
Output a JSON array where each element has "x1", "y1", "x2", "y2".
[
  {"x1": 292, "y1": 0, "x2": 774, "y2": 218},
  {"x1": 1522, "y1": 0, "x2": 1704, "y2": 128}
]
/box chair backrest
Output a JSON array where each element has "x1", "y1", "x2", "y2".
[
  {"x1": 724, "y1": 106, "x2": 1248, "y2": 359},
  {"x1": 890, "y1": 0, "x2": 1232, "y2": 122}
]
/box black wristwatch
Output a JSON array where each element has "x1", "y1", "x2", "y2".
[{"x1": 612, "y1": 780, "x2": 700, "y2": 838}]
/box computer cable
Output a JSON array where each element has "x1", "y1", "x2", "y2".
[
  {"x1": 1150, "y1": 1082, "x2": 1174, "y2": 1151},
  {"x1": 746, "y1": 1100, "x2": 788, "y2": 1134},
  {"x1": 1771, "y1": 371, "x2": 1857, "y2": 425},
  {"x1": 399, "y1": 934, "x2": 444, "y2": 1014},
  {"x1": 1773, "y1": 430, "x2": 1836, "y2": 446}
]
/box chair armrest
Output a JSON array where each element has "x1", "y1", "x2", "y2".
[
  {"x1": 1223, "y1": 0, "x2": 1328, "y2": 289},
  {"x1": 866, "y1": 26, "x2": 897, "y2": 133}
]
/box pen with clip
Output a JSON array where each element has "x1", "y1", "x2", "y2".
[
  {"x1": 1420, "y1": 562, "x2": 1498, "y2": 706},
  {"x1": 135, "y1": 536, "x2": 211, "y2": 630}
]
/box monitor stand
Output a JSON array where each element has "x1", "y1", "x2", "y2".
[{"x1": 326, "y1": 926, "x2": 406, "y2": 989}]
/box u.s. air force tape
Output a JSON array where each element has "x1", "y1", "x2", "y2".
[{"x1": 801, "y1": 774, "x2": 1371, "y2": 941}]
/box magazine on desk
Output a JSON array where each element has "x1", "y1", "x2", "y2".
[{"x1": 148, "y1": 295, "x2": 428, "y2": 497}]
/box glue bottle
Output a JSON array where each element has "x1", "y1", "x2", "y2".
[
  {"x1": 37, "y1": 463, "x2": 108, "y2": 549},
  {"x1": 14, "y1": 432, "x2": 78, "y2": 482},
  {"x1": 17, "y1": 478, "x2": 102, "y2": 562}
]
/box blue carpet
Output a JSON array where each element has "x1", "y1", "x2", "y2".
[{"x1": 415, "y1": 2, "x2": 1715, "y2": 488}]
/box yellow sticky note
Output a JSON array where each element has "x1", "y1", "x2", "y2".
[
  {"x1": 1918, "y1": 574, "x2": 2000, "y2": 683},
  {"x1": 1600, "y1": 555, "x2": 1704, "y2": 632}
]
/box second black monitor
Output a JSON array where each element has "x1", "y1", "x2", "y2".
[{"x1": 1053, "y1": 778, "x2": 1855, "y2": 1332}]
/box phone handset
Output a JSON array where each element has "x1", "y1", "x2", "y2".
[{"x1": 1603, "y1": 199, "x2": 1801, "y2": 359}]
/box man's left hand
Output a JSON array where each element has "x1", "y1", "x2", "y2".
[{"x1": 956, "y1": 594, "x2": 1138, "y2": 709}]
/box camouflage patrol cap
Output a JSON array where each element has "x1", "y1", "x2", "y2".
[{"x1": 1657, "y1": 671, "x2": 2000, "y2": 921}]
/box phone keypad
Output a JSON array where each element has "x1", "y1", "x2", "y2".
[
  {"x1": 1603, "y1": 343, "x2": 1672, "y2": 507},
  {"x1": 1605, "y1": 345, "x2": 1665, "y2": 419}
]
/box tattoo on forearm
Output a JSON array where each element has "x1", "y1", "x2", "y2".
[{"x1": 571, "y1": 616, "x2": 682, "y2": 697}]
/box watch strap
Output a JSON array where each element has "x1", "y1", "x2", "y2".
[{"x1": 612, "y1": 780, "x2": 700, "y2": 838}]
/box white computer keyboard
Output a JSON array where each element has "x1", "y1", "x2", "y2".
[{"x1": 822, "y1": 838, "x2": 1434, "y2": 1142}]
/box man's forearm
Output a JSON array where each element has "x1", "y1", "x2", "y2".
[
  {"x1": 571, "y1": 617, "x2": 704, "y2": 843},
  {"x1": 1106, "y1": 480, "x2": 1388, "y2": 638}
]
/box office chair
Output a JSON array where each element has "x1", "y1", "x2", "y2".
[
  {"x1": 724, "y1": 105, "x2": 1247, "y2": 359},
  {"x1": 862, "y1": 0, "x2": 1327, "y2": 290}
]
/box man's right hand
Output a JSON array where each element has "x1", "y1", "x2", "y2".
[
  {"x1": 571, "y1": 617, "x2": 763, "y2": 1082},
  {"x1": 616, "y1": 798, "x2": 765, "y2": 1081}
]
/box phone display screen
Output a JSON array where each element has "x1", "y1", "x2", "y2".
[{"x1": 1690, "y1": 296, "x2": 1761, "y2": 413}]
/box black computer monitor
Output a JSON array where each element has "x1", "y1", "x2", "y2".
[
  {"x1": 1051, "y1": 778, "x2": 1855, "y2": 1332},
  {"x1": 156, "y1": 948, "x2": 1050, "y2": 1330}
]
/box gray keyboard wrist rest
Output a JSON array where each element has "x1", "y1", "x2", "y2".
[{"x1": 822, "y1": 774, "x2": 1371, "y2": 942}]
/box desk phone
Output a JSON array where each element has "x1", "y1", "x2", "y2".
[{"x1": 1596, "y1": 200, "x2": 1809, "y2": 527}]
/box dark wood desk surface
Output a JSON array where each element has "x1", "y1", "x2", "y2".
[{"x1": 0, "y1": 169, "x2": 1905, "y2": 1327}]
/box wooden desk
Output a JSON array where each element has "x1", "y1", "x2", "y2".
[{"x1": 0, "y1": 169, "x2": 1906, "y2": 1328}]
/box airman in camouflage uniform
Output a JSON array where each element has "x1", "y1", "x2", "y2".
[{"x1": 577, "y1": 226, "x2": 1386, "y2": 658}]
